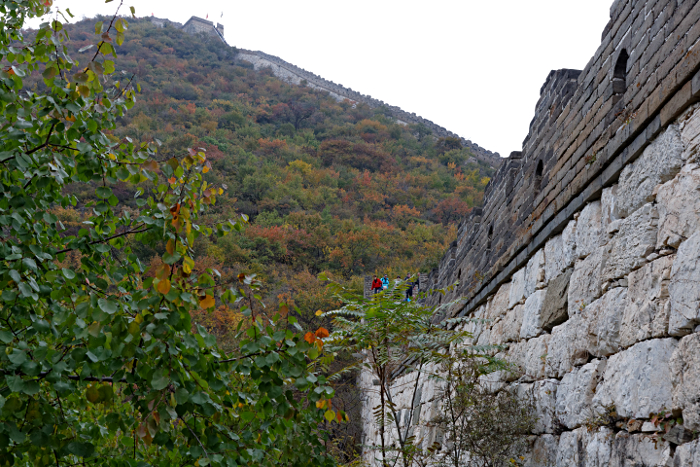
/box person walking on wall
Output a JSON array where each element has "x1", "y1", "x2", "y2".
[
  {"x1": 371, "y1": 275, "x2": 383, "y2": 294},
  {"x1": 381, "y1": 274, "x2": 389, "y2": 290}
]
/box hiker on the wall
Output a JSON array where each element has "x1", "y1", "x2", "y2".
[
  {"x1": 371, "y1": 276, "x2": 383, "y2": 294},
  {"x1": 381, "y1": 275, "x2": 389, "y2": 290}
]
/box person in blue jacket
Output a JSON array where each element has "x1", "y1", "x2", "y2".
[{"x1": 381, "y1": 274, "x2": 389, "y2": 290}]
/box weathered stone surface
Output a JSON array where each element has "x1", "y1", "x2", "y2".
[
  {"x1": 663, "y1": 424, "x2": 693, "y2": 445},
  {"x1": 555, "y1": 359, "x2": 607, "y2": 430},
  {"x1": 521, "y1": 289, "x2": 548, "y2": 339},
  {"x1": 490, "y1": 304, "x2": 523, "y2": 344},
  {"x1": 620, "y1": 255, "x2": 674, "y2": 348},
  {"x1": 681, "y1": 103, "x2": 700, "y2": 164},
  {"x1": 525, "y1": 434, "x2": 559, "y2": 467},
  {"x1": 509, "y1": 268, "x2": 527, "y2": 309},
  {"x1": 669, "y1": 232, "x2": 700, "y2": 336},
  {"x1": 516, "y1": 379, "x2": 559, "y2": 435},
  {"x1": 576, "y1": 200, "x2": 603, "y2": 259},
  {"x1": 616, "y1": 124, "x2": 684, "y2": 218},
  {"x1": 541, "y1": 268, "x2": 573, "y2": 332},
  {"x1": 602, "y1": 185, "x2": 621, "y2": 230},
  {"x1": 544, "y1": 222, "x2": 577, "y2": 282},
  {"x1": 525, "y1": 249, "x2": 546, "y2": 297},
  {"x1": 555, "y1": 428, "x2": 613, "y2": 467},
  {"x1": 569, "y1": 249, "x2": 604, "y2": 316},
  {"x1": 523, "y1": 335, "x2": 550, "y2": 382},
  {"x1": 656, "y1": 163, "x2": 700, "y2": 249},
  {"x1": 487, "y1": 281, "x2": 511, "y2": 320},
  {"x1": 546, "y1": 314, "x2": 590, "y2": 378},
  {"x1": 674, "y1": 438, "x2": 700, "y2": 466},
  {"x1": 508, "y1": 335, "x2": 551, "y2": 382},
  {"x1": 586, "y1": 287, "x2": 627, "y2": 357},
  {"x1": 601, "y1": 203, "x2": 658, "y2": 283},
  {"x1": 609, "y1": 432, "x2": 673, "y2": 467},
  {"x1": 593, "y1": 338, "x2": 678, "y2": 419},
  {"x1": 671, "y1": 333, "x2": 700, "y2": 431}
]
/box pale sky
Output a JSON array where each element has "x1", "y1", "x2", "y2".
[{"x1": 40, "y1": 1, "x2": 613, "y2": 158}]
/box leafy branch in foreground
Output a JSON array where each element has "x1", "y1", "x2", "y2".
[{"x1": 0, "y1": 2, "x2": 340, "y2": 466}]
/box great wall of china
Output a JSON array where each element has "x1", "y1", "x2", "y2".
[{"x1": 358, "y1": 0, "x2": 700, "y2": 464}]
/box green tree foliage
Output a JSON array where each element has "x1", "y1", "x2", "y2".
[{"x1": 0, "y1": 2, "x2": 340, "y2": 466}]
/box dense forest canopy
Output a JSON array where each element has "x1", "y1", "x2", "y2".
[{"x1": 27, "y1": 16, "x2": 494, "y2": 318}]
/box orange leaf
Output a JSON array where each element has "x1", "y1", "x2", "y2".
[
  {"x1": 166, "y1": 239, "x2": 175, "y2": 254},
  {"x1": 336, "y1": 411, "x2": 343, "y2": 422},
  {"x1": 202, "y1": 166, "x2": 210, "y2": 174},
  {"x1": 168, "y1": 177, "x2": 176, "y2": 184},
  {"x1": 315, "y1": 327, "x2": 330, "y2": 339},
  {"x1": 199, "y1": 295, "x2": 215, "y2": 309},
  {"x1": 304, "y1": 332, "x2": 316, "y2": 344},
  {"x1": 156, "y1": 279, "x2": 171, "y2": 295},
  {"x1": 237, "y1": 273, "x2": 246, "y2": 283},
  {"x1": 279, "y1": 304, "x2": 289, "y2": 316}
]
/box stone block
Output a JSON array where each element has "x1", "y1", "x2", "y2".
[
  {"x1": 546, "y1": 314, "x2": 590, "y2": 379},
  {"x1": 487, "y1": 281, "x2": 511, "y2": 320},
  {"x1": 669, "y1": 232, "x2": 700, "y2": 335},
  {"x1": 525, "y1": 249, "x2": 546, "y2": 297},
  {"x1": 586, "y1": 287, "x2": 628, "y2": 357},
  {"x1": 555, "y1": 427, "x2": 614, "y2": 467},
  {"x1": 601, "y1": 203, "x2": 658, "y2": 283},
  {"x1": 593, "y1": 338, "x2": 678, "y2": 419},
  {"x1": 510, "y1": 334, "x2": 551, "y2": 382},
  {"x1": 601, "y1": 185, "x2": 622, "y2": 231},
  {"x1": 541, "y1": 267, "x2": 573, "y2": 332},
  {"x1": 521, "y1": 289, "x2": 548, "y2": 339},
  {"x1": 525, "y1": 434, "x2": 559, "y2": 467},
  {"x1": 616, "y1": 125, "x2": 685, "y2": 218},
  {"x1": 555, "y1": 359, "x2": 607, "y2": 430},
  {"x1": 544, "y1": 220, "x2": 577, "y2": 282},
  {"x1": 509, "y1": 267, "x2": 527, "y2": 309},
  {"x1": 680, "y1": 103, "x2": 700, "y2": 162},
  {"x1": 620, "y1": 255, "x2": 674, "y2": 348},
  {"x1": 575, "y1": 200, "x2": 603, "y2": 259},
  {"x1": 569, "y1": 248, "x2": 604, "y2": 316},
  {"x1": 490, "y1": 304, "x2": 523, "y2": 344},
  {"x1": 515, "y1": 379, "x2": 559, "y2": 435},
  {"x1": 656, "y1": 163, "x2": 700, "y2": 249},
  {"x1": 674, "y1": 439, "x2": 700, "y2": 466},
  {"x1": 609, "y1": 432, "x2": 673, "y2": 467},
  {"x1": 671, "y1": 333, "x2": 700, "y2": 431}
]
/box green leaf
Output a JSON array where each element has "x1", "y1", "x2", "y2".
[
  {"x1": 97, "y1": 298, "x2": 119, "y2": 315},
  {"x1": 151, "y1": 370, "x2": 170, "y2": 390},
  {"x1": 62, "y1": 268, "x2": 76, "y2": 280},
  {"x1": 240, "y1": 412, "x2": 255, "y2": 422}
]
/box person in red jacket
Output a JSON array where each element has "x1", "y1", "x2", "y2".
[{"x1": 371, "y1": 276, "x2": 383, "y2": 294}]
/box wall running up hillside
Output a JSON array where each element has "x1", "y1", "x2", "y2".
[
  {"x1": 233, "y1": 49, "x2": 502, "y2": 168},
  {"x1": 360, "y1": 0, "x2": 700, "y2": 465}
]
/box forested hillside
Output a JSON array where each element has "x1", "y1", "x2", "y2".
[{"x1": 34, "y1": 16, "x2": 494, "y2": 321}]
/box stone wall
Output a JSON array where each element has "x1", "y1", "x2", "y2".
[
  {"x1": 233, "y1": 49, "x2": 502, "y2": 168},
  {"x1": 360, "y1": 0, "x2": 700, "y2": 465}
]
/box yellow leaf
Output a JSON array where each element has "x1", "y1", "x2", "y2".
[
  {"x1": 202, "y1": 166, "x2": 209, "y2": 174},
  {"x1": 183, "y1": 257, "x2": 194, "y2": 274},
  {"x1": 315, "y1": 310, "x2": 323, "y2": 317},
  {"x1": 135, "y1": 314, "x2": 143, "y2": 324},
  {"x1": 166, "y1": 239, "x2": 175, "y2": 254},
  {"x1": 324, "y1": 410, "x2": 335, "y2": 422},
  {"x1": 218, "y1": 188, "x2": 223, "y2": 195},
  {"x1": 315, "y1": 400, "x2": 326, "y2": 409},
  {"x1": 156, "y1": 279, "x2": 171, "y2": 295},
  {"x1": 199, "y1": 295, "x2": 215, "y2": 309},
  {"x1": 108, "y1": 153, "x2": 116, "y2": 160}
]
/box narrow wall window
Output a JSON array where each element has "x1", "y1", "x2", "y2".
[
  {"x1": 487, "y1": 224, "x2": 493, "y2": 251},
  {"x1": 457, "y1": 268, "x2": 462, "y2": 280},
  {"x1": 612, "y1": 49, "x2": 628, "y2": 100},
  {"x1": 535, "y1": 159, "x2": 544, "y2": 196}
]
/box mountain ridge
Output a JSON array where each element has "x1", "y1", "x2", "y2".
[{"x1": 150, "y1": 15, "x2": 502, "y2": 169}]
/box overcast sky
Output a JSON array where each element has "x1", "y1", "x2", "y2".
[{"x1": 42, "y1": 0, "x2": 613, "y2": 158}]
